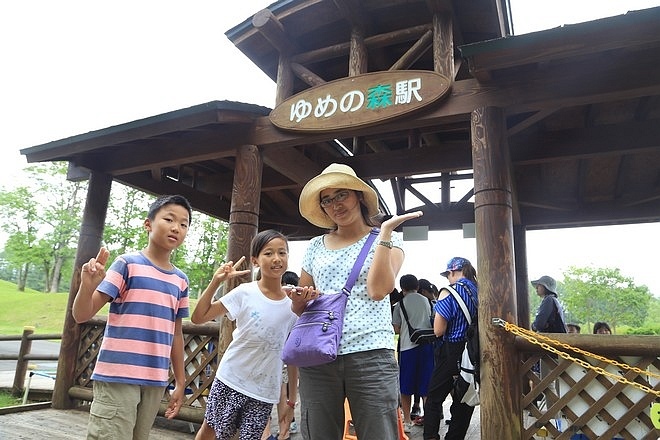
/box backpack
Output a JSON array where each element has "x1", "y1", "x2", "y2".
[{"x1": 447, "y1": 283, "x2": 480, "y2": 407}]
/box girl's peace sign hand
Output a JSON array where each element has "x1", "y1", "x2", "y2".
[{"x1": 212, "y1": 256, "x2": 251, "y2": 282}]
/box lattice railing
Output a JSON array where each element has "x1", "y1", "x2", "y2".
[
  {"x1": 505, "y1": 320, "x2": 660, "y2": 440},
  {"x1": 73, "y1": 317, "x2": 220, "y2": 423}
]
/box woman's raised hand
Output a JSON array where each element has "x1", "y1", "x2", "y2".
[{"x1": 381, "y1": 211, "x2": 424, "y2": 231}]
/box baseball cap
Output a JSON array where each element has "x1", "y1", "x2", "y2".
[{"x1": 441, "y1": 257, "x2": 471, "y2": 277}]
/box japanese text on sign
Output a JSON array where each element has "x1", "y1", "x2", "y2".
[{"x1": 289, "y1": 78, "x2": 422, "y2": 123}]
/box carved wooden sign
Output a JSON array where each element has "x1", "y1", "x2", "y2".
[{"x1": 269, "y1": 70, "x2": 450, "y2": 132}]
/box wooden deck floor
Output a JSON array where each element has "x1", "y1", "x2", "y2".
[
  {"x1": 0, "y1": 406, "x2": 197, "y2": 439},
  {"x1": 0, "y1": 398, "x2": 481, "y2": 440}
]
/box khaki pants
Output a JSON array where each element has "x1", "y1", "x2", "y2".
[{"x1": 87, "y1": 381, "x2": 165, "y2": 440}]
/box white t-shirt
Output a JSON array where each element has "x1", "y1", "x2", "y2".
[
  {"x1": 216, "y1": 281, "x2": 298, "y2": 403},
  {"x1": 301, "y1": 230, "x2": 404, "y2": 355}
]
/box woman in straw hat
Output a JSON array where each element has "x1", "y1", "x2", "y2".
[{"x1": 294, "y1": 163, "x2": 422, "y2": 440}]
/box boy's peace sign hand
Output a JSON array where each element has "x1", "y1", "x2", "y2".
[
  {"x1": 80, "y1": 247, "x2": 110, "y2": 287},
  {"x1": 213, "y1": 256, "x2": 251, "y2": 282}
]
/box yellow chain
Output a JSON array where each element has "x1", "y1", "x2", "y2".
[{"x1": 492, "y1": 318, "x2": 660, "y2": 398}]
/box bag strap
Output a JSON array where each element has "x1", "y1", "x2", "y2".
[
  {"x1": 398, "y1": 298, "x2": 416, "y2": 335},
  {"x1": 549, "y1": 295, "x2": 567, "y2": 332},
  {"x1": 458, "y1": 281, "x2": 478, "y2": 317},
  {"x1": 445, "y1": 285, "x2": 472, "y2": 325},
  {"x1": 341, "y1": 228, "x2": 379, "y2": 295}
]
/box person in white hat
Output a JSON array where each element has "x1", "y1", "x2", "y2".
[{"x1": 293, "y1": 163, "x2": 423, "y2": 440}]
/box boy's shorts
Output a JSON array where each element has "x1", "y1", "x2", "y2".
[
  {"x1": 87, "y1": 380, "x2": 165, "y2": 440},
  {"x1": 399, "y1": 344, "x2": 434, "y2": 396}
]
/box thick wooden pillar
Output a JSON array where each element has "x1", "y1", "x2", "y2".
[
  {"x1": 52, "y1": 171, "x2": 112, "y2": 409},
  {"x1": 514, "y1": 225, "x2": 530, "y2": 329},
  {"x1": 471, "y1": 106, "x2": 521, "y2": 438},
  {"x1": 218, "y1": 145, "x2": 263, "y2": 358}
]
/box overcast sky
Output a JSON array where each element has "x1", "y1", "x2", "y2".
[{"x1": 1, "y1": 0, "x2": 659, "y2": 296}]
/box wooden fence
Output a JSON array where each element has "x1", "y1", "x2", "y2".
[
  {"x1": 7, "y1": 319, "x2": 658, "y2": 437},
  {"x1": 69, "y1": 317, "x2": 219, "y2": 423},
  {"x1": 515, "y1": 333, "x2": 660, "y2": 440}
]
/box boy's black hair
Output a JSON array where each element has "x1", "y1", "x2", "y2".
[
  {"x1": 148, "y1": 195, "x2": 192, "y2": 222},
  {"x1": 399, "y1": 274, "x2": 419, "y2": 291},
  {"x1": 282, "y1": 271, "x2": 300, "y2": 286}
]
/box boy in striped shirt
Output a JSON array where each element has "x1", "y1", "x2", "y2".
[{"x1": 73, "y1": 194, "x2": 192, "y2": 440}]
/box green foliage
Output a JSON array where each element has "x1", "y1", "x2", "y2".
[
  {"x1": 561, "y1": 266, "x2": 653, "y2": 332},
  {"x1": 624, "y1": 326, "x2": 660, "y2": 335},
  {"x1": 181, "y1": 217, "x2": 230, "y2": 298},
  {"x1": 0, "y1": 168, "x2": 232, "y2": 296},
  {"x1": 0, "y1": 163, "x2": 85, "y2": 293}
]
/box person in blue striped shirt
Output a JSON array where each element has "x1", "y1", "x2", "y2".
[{"x1": 423, "y1": 257, "x2": 478, "y2": 440}]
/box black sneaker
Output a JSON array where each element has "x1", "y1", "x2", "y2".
[{"x1": 411, "y1": 406, "x2": 421, "y2": 419}]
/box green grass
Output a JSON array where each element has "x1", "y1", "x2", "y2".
[
  {"x1": 0, "y1": 390, "x2": 22, "y2": 407},
  {"x1": 0, "y1": 280, "x2": 73, "y2": 335},
  {"x1": 0, "y1": 280, "x2": 197, "y2": 336}
]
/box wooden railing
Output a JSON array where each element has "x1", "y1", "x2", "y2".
[
  {"x1": 0, "y1": 327, "x2": 61, "y2": 395},
  {"x1": 69, "y1": 317, "x2": 219, "y2": 423},
  {"x1": 515, "y1": 334, "x2": 660, "y2": 440},
  {"x1": 67, "y1": 319, "x2": 660, "y2": 436}
]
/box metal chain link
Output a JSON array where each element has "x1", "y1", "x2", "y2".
[{"x1": 492, "y1": 318, "x2": 660, "y2": 397}]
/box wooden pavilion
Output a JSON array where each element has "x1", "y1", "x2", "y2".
[{"x1": 20, "y1": 0, "x2": 660, "y2": 438}]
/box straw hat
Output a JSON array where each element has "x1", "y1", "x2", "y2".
[{"x1": 299, "y1": 163, "x2": 379, "y2": 228}]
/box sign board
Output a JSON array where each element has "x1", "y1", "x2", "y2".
[{"x1": 269, "y1": 70, "x2": 450, "y2": 132}]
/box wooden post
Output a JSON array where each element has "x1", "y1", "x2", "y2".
[
  {"x1": 514, "y1": 225, "x2": 530, "y2": 329},
  {"x1": 217, "y1": 145, "x2": 263, "y2": 359},
  {"x1": 52, "y1": 171, "x2": 111, "y2": 409},
  {"x1": 12, "y1": 326, "x2": 34, "y2": 394},
  {"x1": 471, "y1": 106, "x2": 521, "y2": 439},
  {"x1": 433, "y1": 12, "x2": 454, "y2": 80}
]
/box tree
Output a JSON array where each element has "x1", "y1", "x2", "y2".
[
  {"x1": 102, "y1": 185, "x2": 151, "y2": 256},
  {"x1": 0, "y1": 162, "x2": 86, "y2": 292},
  {"x1": 0, "y1": 165, "x2": 233, "y2": 293},
  {"x1": 182, "y1": 216, "x2": 230, "y2": 298},
  {"x1": 561, "y1": 266, "x2": 652, "y2": 332},
  {"x1": 0, "y1": 187, "x2": 42, "y2": 290}
]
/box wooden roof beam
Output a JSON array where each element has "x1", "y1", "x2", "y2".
[
  {"x1": 510, "y1": 119, "x2": 660, "y2": 165},
  {"x1": 507, "y1": 108, "x2": 559, "y2": 136},
  {"x1": 252, "y1": 8, "x2": 301, "y2": 56},
  {"x1": 389, "y1": 29, "x2": 433, "y2": 71},
  {"x1": 460, "y1": 8, "x2": 660, "y2": 79},
  {"x1": 332, "y1": 0, "x2": 366, "y2": 30},
  {"x1": 290, "y1": 62, "x2": 326, "y2": 87},
  {"x1": 292, "y1": 24, "x2": 432, "y2": 65},
  {"x1": 261, "y1": 147, "x2": 323, "y2": 186}
]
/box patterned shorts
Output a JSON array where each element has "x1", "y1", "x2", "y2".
[{"x1": 204, "y1": 378, "x2": 272, "y2": 440}]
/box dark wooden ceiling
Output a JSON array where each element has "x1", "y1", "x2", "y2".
[{"x1": 20, "y1": 0, "x2": 660, "y2": 240}]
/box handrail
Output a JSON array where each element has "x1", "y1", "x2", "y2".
[{"x1": 0, "y1": 326, "x2": 62, "y2": 394}]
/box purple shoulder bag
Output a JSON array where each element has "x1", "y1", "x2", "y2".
[{"x1": 281, "y1": 228, "x2": 379, "y2": 367}]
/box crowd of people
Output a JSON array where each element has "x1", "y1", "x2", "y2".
[{"x1": 71, "y1": 163, "x2": 612, "y2": 440}]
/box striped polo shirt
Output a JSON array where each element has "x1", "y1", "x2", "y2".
[
  {"x1": 434, "y1": 279, "x2": 478, "y2": 343},
  {"x1": 91, "y1": 252, "x2": 190, "y2": 387}
]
